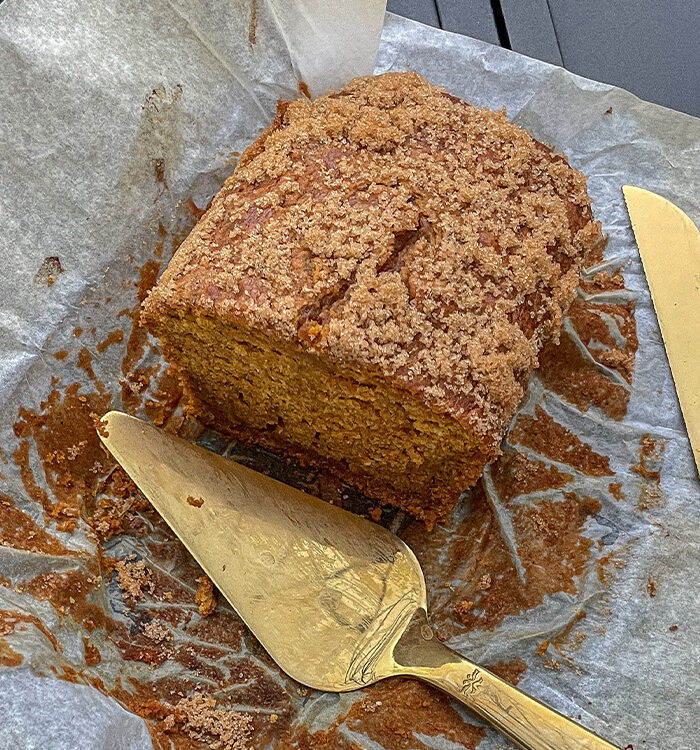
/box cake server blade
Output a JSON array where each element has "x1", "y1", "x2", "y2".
[
  {"x1": 98, "y1": 410, "x2": 622, "y2": 750},
  {"x1": 99, "y1": 410, "x2": 426, "y2": 691},
  {"x1": 623, "y1": 186, "x2": 700, "y2": 473}
]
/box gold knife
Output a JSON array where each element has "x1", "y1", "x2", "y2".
[
  {"x1": 623, "y1": 186, "x2": 700, "y2": 473},
  {"x1": 99, "y1": 411, "x2": 622, "y2": 750}
]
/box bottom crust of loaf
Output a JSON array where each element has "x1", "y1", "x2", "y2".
[{"x1": 154, "y1": 313, "x2": 494, "y2": 529}]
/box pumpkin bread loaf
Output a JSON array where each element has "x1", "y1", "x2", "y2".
[{"x1": 142, "y1": 72, "x2": 601, "y2": 528}]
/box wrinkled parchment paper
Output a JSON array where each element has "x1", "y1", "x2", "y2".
[{"x1": 1, "y1": 1, "x2": 699, "y2": 749}]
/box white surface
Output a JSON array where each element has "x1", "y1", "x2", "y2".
[{"x1": 0, "y1": 670, "x2": 152, "y2": 750}]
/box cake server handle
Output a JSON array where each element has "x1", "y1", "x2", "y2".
[{"x1": 392, "y1": 610, "x2": 621, "y2": 750}]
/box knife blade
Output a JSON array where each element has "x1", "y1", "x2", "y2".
[{"x1": 623, "y1": 186, "x2": 700, "y2": 473}]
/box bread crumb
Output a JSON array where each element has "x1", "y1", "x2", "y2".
[
  {"x1": 363, "y1": 699, "x2": 383, "y2": 713},
  {"x1": 479, "y1": 574, "x2": 492, "y2": 590},
  {"x1": 162, "y1": 692, "x2": 253, "y2": 749},
  {"x1": 454, "y1": 600, "x2": 474, "y2": 621},
  {"x1": 187, "y1": 495, "x2": 205, "y2": 507},
  {"x1": 143, "y1": 620, "x2": 171, "y2": 643},
  {"x1": 35, "y1": 256, "x2": 64, "y2": 285},
  {"x1": 66, "y1": 440, "x2": 88, "y2": 460},
  {"x1": 195, "y1": 575, "x2": 217, "y2": 616},
  {"x1": 543, "y1": 658, "x2": 562, "y2": 671},
  {"x1": 368, "y1": 507, "x2": 382, "y2": 522},
  {"x1": 114, "y1": 558, "x2": 153, "y2": 606},
  {"x1": 93, "y1": 415, "x2": 110, "y2": 438},
  {"x1": 608, "y1": 482, "x2": 624, "y2": 501}
]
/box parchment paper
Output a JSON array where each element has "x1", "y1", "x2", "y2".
[{"x1": 1, "y1": 2, "x2": 699, "y2": 749}]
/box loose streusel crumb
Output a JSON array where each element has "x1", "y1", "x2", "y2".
[
  {"x1": 455, "y1": 600, "x2": 474, "y2": 620},
  {"x1": 368, "y1": 507, "x2": 382, "y2": 522},
  {"x1": 195, "y1": 575, "x2": 217, "y2": 617},
  {"x1": 143, "y1": 620, "x2": 171, "y2": 643},
  {"x1": 93, "y1": 415, "x2": 110, "y2": 438},
  {"x1": 187, "y1": 495, "x2": 204, "y2": 507},
  {"x1": 114, "y1": 558, "x2": 153, "y2": 606},
  {"x1": 162, "y1": 692, "x2": 253, "y2": 750}
]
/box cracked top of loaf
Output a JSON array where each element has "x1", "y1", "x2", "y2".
[{"x1": 143, "y1": 72, "x2": 601, "y2": 452}]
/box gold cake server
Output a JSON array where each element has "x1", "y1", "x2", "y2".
[
  {"x1": 99, "y1": 411, "x2": 622, "y2": 750},
  {"x1": 623, "y1": 186, "x2": 700, "y2": 473}
]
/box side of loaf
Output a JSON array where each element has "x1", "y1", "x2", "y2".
[{"x1": 142, "y1": 72, "x2": 601, "y2": 528}]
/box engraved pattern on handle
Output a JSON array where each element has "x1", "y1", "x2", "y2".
[
  {"x1": 392, "y1": 610, "x2": 621, "y2": 750},
  {"x1": 460, "y1": 668, "x2": 483, "y2": 695}
]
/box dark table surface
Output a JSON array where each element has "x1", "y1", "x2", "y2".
[{"x1": 387, "y1": 0, "x2": 700, "y2": 118}]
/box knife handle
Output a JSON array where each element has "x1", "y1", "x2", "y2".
[{"x1": 392, "y1": 610, "x2": 621, "y2": 750}]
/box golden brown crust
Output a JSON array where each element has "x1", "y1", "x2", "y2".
[{"x1": 143, "y1": 71, "x2": 601, "y2": 457}]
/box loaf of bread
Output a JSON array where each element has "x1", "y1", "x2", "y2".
[{"x1": 142, "y1": 72, "x2": 601, "y2": 527}]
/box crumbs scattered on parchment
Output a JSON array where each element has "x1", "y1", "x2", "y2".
[
  {"x1": 143, "y1": 620, "x2": 171, "y2": 643},
  {"x1": 195, "y1": 575, "x2": 217, "y2": 617},
  {"x1": 632, "y1": 435, "x2": 663, "y2": 480},
  {"x1": 454, "y1": 600, "x2": 474, "y2": 619},
  {"x1": 187, "y1": 495, "x2": 204, "y2": 508},
  {"x1": 93, "y1": 414, "x2": 110, "y2": 438},
  {"x1": 114, "y1": 558, "x2": 153, "y2": 606},
  {"x1": 632, "y1": 434, "x2": 665, "y2": 511},
  {"x1": 608, "y1": 482, "x2": 624, "y2": 501},
  {"x1": 162, "y1": 692, "x2": 253, "y2": 750},
  {"x1": 248, "y1": 0, "x2": 258, "y2": 46},
  {"x1": 362, "y1": 700, "x2": 384, "y2": 713},
  {"x1": 35, "y1": 256, "x2": 64, "y2": 286},
  {"x1": 536, "y1": 640, "x2": 562, "y2": 671},
  {"x1": 66, "y1": 441, "x2": 88, "y2": 460}
]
